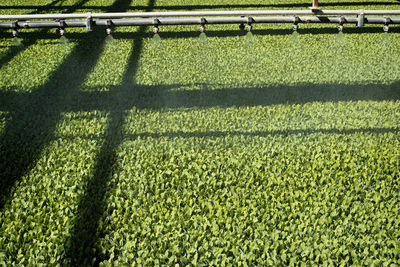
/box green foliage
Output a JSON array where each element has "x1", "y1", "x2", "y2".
[{"x1": 0, "y1": 0, "x2": 400, "y2": 265}]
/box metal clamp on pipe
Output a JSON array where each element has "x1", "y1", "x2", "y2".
[
  {"x1": 153, "y1": 18, "x2": 160, "y2": 33},
  {"x1": 11, "y1": 22, "x2": 18, "y2": 37},
  {"x1": 106, "y1": 19, "x2": 113, "y2": 35},
  {"x1": 384, "y1": 17, "x2": 391, "y2": 32},
  {"x1": 21, "y1": 20, "x2": 29, "y2": 29},
  {"x1": 56, "y1": 20, "x2": 66, "y2": 36},
  {"x1": 293, "y1": 16, "x2": 300, "y2": 31},
  {"x1": 200, "y1": 17, "x2": 207, "y2": 33},
  {"x1": 239, "y1": 16, "x2": 245, "y2": 30},
  {"x1": 247, "y1": 16, "x2": 254, "y2": 31},
  {"x1": 86, "y1": 12, "x2": 93, "y2": 31},
  {"x1": 357, "y1": 9, "x2": 365, "y2": 27},
  {"x1": 338, "y1": 17, "x2": 345, "y2": 32}
]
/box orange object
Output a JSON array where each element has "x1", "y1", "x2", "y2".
[{"x1": 310, "y1": 0, "x2": 321, "y2": 11}]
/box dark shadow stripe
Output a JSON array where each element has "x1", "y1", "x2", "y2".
[
  {"x1": 0, "y1": 0, "x2": 93, "y2": 70},
  {"x1": 124, "y1": 127, "x2": 400, "y2": 139},
  {"x1": 52, "y1": 127, "x2": 400, "y2": 141},
  {"x1": 1, "y1": 81, "x2": 399, "y2": 112},
  {"x1": 66, "y1": 0, "x2": 156, "y2": 265},
  {"x1": 0, "y1": 1, "x2": 111, "y2": 208}
]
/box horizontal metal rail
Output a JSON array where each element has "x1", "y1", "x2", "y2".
[
  {"x1": 0, "y1": 16, "x2": 399, "y2": 29},
  {"x1": 1, "y1": 10, "x2": 400, "y2": 20}
]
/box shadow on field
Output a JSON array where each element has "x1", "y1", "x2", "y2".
[
  {"x1": 55, "y1": 127, "x2": 400, "y2": 142},
  {"x1": 1, "y1": 81, "x2": 399, "y2": 112},
  {"x1": 0, "y1": 28, "x2": 400, "y2": 267},
  {"x1": 0, "y1": 28, "x2": 108, "y2": 264},
  {"x1": 122, "y1": 127, "x2": 400, "y2": 140},
  {"x1": 0, "y1": 28, "x2": 107, "y2": 206},
  {"x1": 1, "y1": 26, "x2": 399, "y2": 44},
  {"x1": 65, "y1": 0, "x2": 157, "y2": 265},
  {"x1": 0, "y1": 1, "x2": 400, "y2": 266},
  {"x1": 0, "y1": 0, "x2": 94, "y2": 70},
  {"x1": 0, "y1": 0, "x2": 148, "y2": 265}
]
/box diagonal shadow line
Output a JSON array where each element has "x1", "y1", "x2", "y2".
[
  {"x1": 0, "y1": 32, "x2": 109, "y2": 210},
  {"x1": 52, "y1": 127, "x2": 400, "y2": 142},
  {"x1": 0, "y1": 0, "x2": 398, "y2": 263},
  {"x1": 1, "y1": 80, "x2": 399, "y2": 113},
  {"x1": 122, "y1": 127, "x2": 400, "y2": 140},
  {"x1": 0, "y1": 1, "x2": 119, "y2": 208},
  {"x1": 0, "y1": 0, "x2": 93, "y2": 70},
  {"x1": 65, "y1": 0, "x2": 156, "y2": 265},
  {"x1": 74, "y1": 81, "x2": 400, "y2": 110}
]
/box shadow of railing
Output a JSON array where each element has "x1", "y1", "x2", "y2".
[
  {"x1": 2, "y1": 81, "x2": 399, "y2": 113},
  {"x1": 0, "y1": 0, "x2": 144, "y2": 264},
  {"x1": 0, "y1": 29, "x2": 107, "y2": 209},
  {"x1": 0, "y1": 0, "x2": 94, "y2": 70},
  {"x1": 65, "y1": 0, "x2": 157, "y2": 265},
  {"x1": 0, "y1": 1, "x2": 399, "y2": 265},
  {"x1": 54, "y1": 127, "x2": 400, "y2": 143},
  {"x1": 1, "y1": 26, "x2": 399, "y2": 43}
]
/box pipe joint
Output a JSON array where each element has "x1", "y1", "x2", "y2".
[
  {"x1": 86, "y1": 12, "x2": 93, "y2": 31},
  {"x1": 21, "y1": 21, "x2": 29, "y2": 29},
  {"x1": 357, "y1": 9, "x2": 365, "y2": 27},
  {"x1": 338, "y1": 17, "x2": 345, "y2": 32},
  {"x1": 383, "y1": 17, "x2": 391, "y2": 32},
  {"x1": 56, "y1": 20, "x2": 66, "y2": 36},
  {"x1": 11, "y1": 22, "x2": 19, "y2": 37},
  {"x1": 106, "y1": 19, "x2": 113, "y2": 35},
  {"x1": 153, "y1": 19, "x2": 160, "y2": 34},
  {"x1": 293, "y1": 16, "x2": 300, "y2": 31},
  {"x1": 246, "y1": 17, "x2": 254, "y2": 31},
  {"x1": 58, "y1": 20, "x2": 66, "y2": 28},
  {"x1": 200, "y1": 17, "x2": 207, "y2": 32},
  {"x1": 239, "y1": 15, "x2": 245, "y2": 30}
]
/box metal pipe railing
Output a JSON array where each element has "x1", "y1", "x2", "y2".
[
  {"x1": 1, "y1": 9, "x2": 399, "y2": 36},
  {"x1": 1, "y1": 10, "x2": 400, "y2": 20},
  {"x1": 1, "y1": 16, "x2": 399, "y2": 29}
]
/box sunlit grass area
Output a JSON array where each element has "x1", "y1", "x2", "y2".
[{"x1": 0, "y1": 0, "x2": 400, "y2": 265}]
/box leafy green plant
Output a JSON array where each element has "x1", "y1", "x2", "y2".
[{"x1": 0, "y1": 0, "x2": 400, "y2": 265}]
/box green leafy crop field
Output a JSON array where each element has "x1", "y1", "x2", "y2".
[{"x1": 0, "y1": 0, "x2": 400, "y2": 265}]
